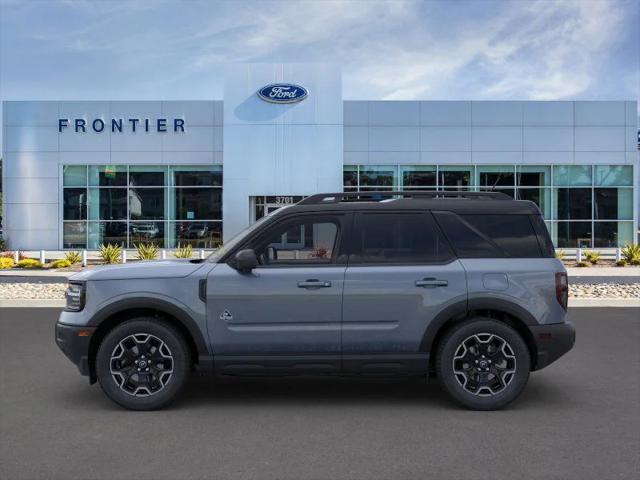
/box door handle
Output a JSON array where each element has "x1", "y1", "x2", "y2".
[
  {"x1": 297, "y1": 279, "x2": 332, "y2": 289},
  {"x1": 415, "y1": 278, "x2": 448, "y2": 288}
]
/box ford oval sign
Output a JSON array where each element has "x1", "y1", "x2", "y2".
[{"x1": 258, "y1": 83, "x2": 308, "y2": 104}]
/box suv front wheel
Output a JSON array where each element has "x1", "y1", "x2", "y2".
[
  {"x1": 436, "y1": 318, "x2": 530, "y2": 410},
  {"x1": 96, "y1": 318, "x2": 191, "y2": 410}
]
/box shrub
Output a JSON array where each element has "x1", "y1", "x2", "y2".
[
  {"x1": 621, "y1": 243, "x2": 640, "y2": 265},
  {"x1": 17, "y1": 258, "x2": 43, "y2": 269},
  {"x1": 583, "y1": 250, "x2": 600, "y2": 265},
  {"x1": 0, "y1": 236, "x2": 5, "y2": 251},
  {"x1": 1, "y1": 251, "x2": 27, "y2": 260},
  {"x1": 576, "y1": 261, "x2": 590, "y2": 268},
  {"x1": 0, "y1": 257, "x2": 15, "y2": 269},
  {"x1": 99, "y1": 243, "x2": 122, "y2": 264},
  {"x1": 135, "y1": 243, "x2": 159, "y2": 261},
  {"x1": 65, "y1": 251, "x2": 82, "y2": 264},
  {"x1": 50, "y1": 259, "x2": 72, "y2": 269},
  {"x1": 174, "y1": 243, "x2": 193, "y2": 259},
  {"x1": 554, "y1": 250, "x2": 565, "y2": 260},
  {"x1": 615, "y1": 259, "x2": 627, "y2": 267}
]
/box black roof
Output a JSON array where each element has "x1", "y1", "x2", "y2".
[{"x1": 285, "y1": 191, "x2": 541, "y2": 215}]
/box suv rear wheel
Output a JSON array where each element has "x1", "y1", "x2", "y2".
[
  {"x1": 96, "y1": 318, "x2": 191, "y2": 410},
  {"x1": 436, "y1": 318, "x2": 530, "y2": 410}
]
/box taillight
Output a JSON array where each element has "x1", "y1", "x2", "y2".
[{"x1": 555, "y1": 272, "x2": 568, "y2": 311}]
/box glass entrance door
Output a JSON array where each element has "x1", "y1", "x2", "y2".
[{"x1": 251, "y1": 196, "x2": 306, "y2": 249}]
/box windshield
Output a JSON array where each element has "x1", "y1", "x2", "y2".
[{"x1": 206, "y1": 206, "x2": 291, "y2": 263}]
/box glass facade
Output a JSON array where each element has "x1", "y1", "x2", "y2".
[
  {"x1": 343, "y1": 164, "x2": 634, "y2": 248},
  {"x1": 62, "y1": 165, "x2": 222, "y2": 249}
]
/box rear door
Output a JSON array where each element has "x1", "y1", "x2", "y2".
[{"x1": 341, "y1": 211, "x2": 467, "y2": 373}]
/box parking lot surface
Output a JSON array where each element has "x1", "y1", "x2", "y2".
[{"x1": 1, "y1": 307, "x2": 638, "y2": 480}]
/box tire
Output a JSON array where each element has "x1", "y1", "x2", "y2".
[
  {"x1": 96, "y1": 318, "x2": 191, "y2": 410},
  {"x1": 436, "y1": 318, "x2": 530, "y2": 410}
]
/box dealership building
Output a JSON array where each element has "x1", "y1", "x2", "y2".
[{"x1": 1, "y1": 63, "x2": 638, "y2": 250}]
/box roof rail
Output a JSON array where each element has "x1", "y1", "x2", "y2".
[{"x1": 298, "y1": 190, "x2": 512, "y2": 205}]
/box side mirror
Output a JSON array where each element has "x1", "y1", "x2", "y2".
[{"x1": 233, "y1": 249, "x2": 258, "y2": 273}]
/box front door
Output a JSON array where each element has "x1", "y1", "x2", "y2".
[
  {"x1": 341, "y1": 211, "x2": 467, "y2": 373},
  {"x1": 207, "y1": 213, "x2": 348, "y2": 373}
]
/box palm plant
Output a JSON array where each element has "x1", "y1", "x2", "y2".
[
  {"x1": 135, "y1": 243, "x2": 159, "y2": 261},
  {"x1": 174, "y1": 243, "x2": 193, "y2": 259},
  {"x1": 65, "y1": 251, "x2": 82, "y2": 264},
  {"x1": 99, "y1": 243, "x2": 122, "y2": 264}
]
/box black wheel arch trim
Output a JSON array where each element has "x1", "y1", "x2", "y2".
[
  {"x1": 466, "y1": 297, "x2": 538, "y2": 326},
  {"x1": 420, "y1": 297, "x2": 538, "y2": 354},
  {"x1": 87, "y1": 297, "x2": 210, "y2": 357}
]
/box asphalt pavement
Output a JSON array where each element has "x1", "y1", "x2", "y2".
[{"x1": 0, "y1": 307, "x2": 638, "y2": 480}]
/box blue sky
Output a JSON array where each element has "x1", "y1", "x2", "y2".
[{"x1": 0, "y1": 0, "x2": 638, "y2": 148}]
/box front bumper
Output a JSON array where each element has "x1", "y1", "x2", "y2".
[
  {"x1": 530, "y1": 321, "x2": 576, "y2": 370},
  {"x1": 55, "y1": 322, "x2": 95, "y2": 376}
]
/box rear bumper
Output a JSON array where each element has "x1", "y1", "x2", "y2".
[
  {"x1": 55, "y1": 322, "x2": 95, "y2": 376},
  {"x1": 530, "y1": 321, "x2": 575, "y2": 371}
]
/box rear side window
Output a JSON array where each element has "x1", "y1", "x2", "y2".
[
  {"x1": 529, "y1": 215, "x2": 555, "y2": 258},
  {"x1": 350, "y1": 212, "x2": 455, "y2": 264},
  {"x1": 434, "y1": 212, "x2": 543, "y2": 258}
]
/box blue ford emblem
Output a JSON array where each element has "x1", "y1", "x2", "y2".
[{"x1": 257, "y1": 83, "x2": 308, "y2": 104}]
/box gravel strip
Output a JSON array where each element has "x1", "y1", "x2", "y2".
[
  {"x1": 0, "y1": 282, "x2": 68, "y2": 299},
  {"x1": 1, "y1": 281, "x2": 639, "y2": 300},
  {"x1": 569, "y1": 283, "x2": 640, "y2": 299}
]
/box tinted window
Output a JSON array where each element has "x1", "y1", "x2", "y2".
[
  {"x1": 252, "y1": 216, "x2": 340, "y2": 265},
  {"x1": 435, "y1": 212, "x2": 542, "y2": 258},
  {"x1": 434, "y1": 212, "x2": 501, "y2": 258},
  {"x1": 529, "y1": 215, "x2": 554, "y2": 258},
  {"x1": 351, "y1": 213, "x2": 454, "y2": 264},
  {"x1": 461, "y1": 215, "x2": 541, "y2": 258}
]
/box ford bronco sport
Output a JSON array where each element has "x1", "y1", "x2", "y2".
[{"x1": 56, "y1": 191, "x2": 575, "y2": 410}]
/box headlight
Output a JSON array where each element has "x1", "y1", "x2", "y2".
[{"x1": 65, "y1": 282, "x2": 86, "y2": 312}]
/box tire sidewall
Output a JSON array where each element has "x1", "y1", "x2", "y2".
[
  {"x1": 436, "y1": 318, "x2": 530, "y2": 410},
  {"x1": 96, "y1": 318, "x2": 190, "y2": 410}
]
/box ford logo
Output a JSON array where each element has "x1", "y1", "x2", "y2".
[{"x1": 257, "y1": 83, "x2": 308, "y2": 104}]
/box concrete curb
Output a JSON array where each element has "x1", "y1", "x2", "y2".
[
  {"x1": 568, "y1": 298, "x2": 640, "y2": 308},
  {"x1": 0, "y1": 299, "x2": 66, "y2": 308}
]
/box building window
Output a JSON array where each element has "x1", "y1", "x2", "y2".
[
  {"x1": 342, "y1": 163, "x2": 635, "y2": 247},
  {"x1": 62, "y1": 165, "x2": 222, "y2": 249}
]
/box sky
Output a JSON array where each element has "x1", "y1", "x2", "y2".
[{"x1": 0, "y1": 0, "x2": 638, "y2": 149}]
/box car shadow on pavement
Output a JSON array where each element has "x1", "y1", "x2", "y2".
[{"x1": 55, "y1": 373, "x2": 570, "y2": 412}]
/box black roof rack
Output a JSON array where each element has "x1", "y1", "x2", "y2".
[{"x1": 298, "y1": 190, "x2": 512, "y2": 206}]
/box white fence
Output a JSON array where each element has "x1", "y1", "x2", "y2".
[
  {"x1": 4, "y1": 247, "x2": 629, "y2": 266},
  {"x1": 8, "y1": 249, "x2": 217, "y2": 266}
]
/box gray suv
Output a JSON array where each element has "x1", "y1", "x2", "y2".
[{"x1": 56, "y1": 191, "x2": 575, "y2": 411}]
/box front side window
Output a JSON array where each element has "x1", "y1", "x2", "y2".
[
  {"x1": 251, "y1": 216, "x2": 341, "y2": 266},
  {"x1": 350, "y1": 213, "x2": 454, "y2": 264}
]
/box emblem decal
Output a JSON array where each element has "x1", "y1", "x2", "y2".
[
  {"x1": 257, "y1": 83, "x2": 308, "y2": 104},
  {"x1": 219, "y1": 310, "x2": 233, "y2": 322}
]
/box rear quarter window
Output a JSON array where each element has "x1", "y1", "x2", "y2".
[{"x1": 434, "y1": 212, "x2": 544, "y2": 258}]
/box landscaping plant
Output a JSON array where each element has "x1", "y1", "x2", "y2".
[
  {"x1": 1, "y1": 251, "x2": 27, "y2": 260},
  {"x1": 17, "y1": 258, "x2": 43, "y2": 269},
  {"x1": 583, "y1": 250, "x2": 600, "y2": 265},
  {"x1": 135, "y1": 243, "x2": 159, "y2": 260},
  {"x1": 0, "y1": 257, "x2": 15, "y2": 269},
  {"x1": 615, "y1": 259, "x2": 627, "y2": 267},
  {"x1": 554, "y1": 250, "x2": 565, "y2": 260},
  {"x1": 50, "y1": 259, "x2": 72, "y2": 269},
  {"x1": 174, "y1": 243, "x2": 193, "y2": 259},
  {"x1": 65, "y1": 251, "x2": 82, "y2": 264},
  {"x1": 576, "y1": 260, "x2": 590, "y2": 268},
  {"x1": 621, "y1": 243, "x2": 640, "y2": 266},
  {"x1": 99, "y1": 243, "x2": 122, "y2": 264}
]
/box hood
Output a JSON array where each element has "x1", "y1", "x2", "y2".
[{"x1": 69, "y1": 259, "x2": 205, "y2": 282}]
